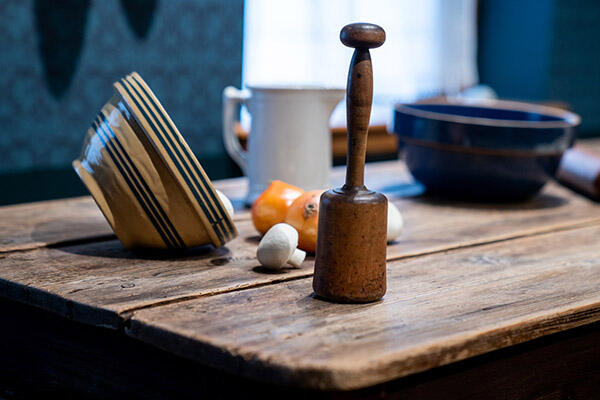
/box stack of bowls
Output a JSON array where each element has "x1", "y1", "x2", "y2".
[
  {"x1": 73, "y1": 72, "x2": 237, "y2": 249},
  {"x1": 393, "y1": 99, "x2": 580, "y2": 200}
]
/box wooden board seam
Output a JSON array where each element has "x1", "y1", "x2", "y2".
[
  {"x1": 0, "y1": 216, "x2": 252, "y2": 255},
  {"x1": 4, "y1": 212, "x2": 595, "y2": 256},
  {"x1": 119, "y1": 274, "x2": 311, "y2": 318},
  {"x1": 116, "y1": 219, "x2": 600, "y2": 318},
  {"x1": 388, "y1": 217, "x2": 600, "y2": 260},
  {"x1": 1, "y1": 213, "x2": 598, "y2": 333},
  {"x1": 124, "y1": 286, "x2": 600, "y2": 390}
]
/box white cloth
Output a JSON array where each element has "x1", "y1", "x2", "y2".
[{"x1": 242, "y1": 0, "x2": 478, "y2": 106}]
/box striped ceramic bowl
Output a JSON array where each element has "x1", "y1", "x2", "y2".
[{"x1": 73, "y1": 72, "x2": 237, "y2": 249}]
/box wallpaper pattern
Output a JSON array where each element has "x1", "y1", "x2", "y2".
[{"x1": 0, "y1": 0, "x2": 243, "y2": 174}]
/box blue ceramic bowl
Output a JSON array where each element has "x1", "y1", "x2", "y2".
[{"x1": 393, "y1": 100, "x2": 580, "y2": 200}]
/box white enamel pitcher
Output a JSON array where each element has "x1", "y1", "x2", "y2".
[{"x1": 223, "y1": 86, "x2": 345, "y2": 204}]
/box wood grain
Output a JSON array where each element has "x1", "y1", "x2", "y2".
[
  {"x1": 0, "y1": 178, "x2": 253, "y2": 254},
  {"x1": 128, "y1": 225, "x2": 600, "y2": 390},
  {"x1": 386, "y1": 179, "x2": 600, "y2": 260},
  {"x1": 0, "y1": 218, "x2": 315, "y2": 328},
  {"x1": 3, "y1": 158, "x2": 600, "y2": 258},
  {"x1": 343, "y1": 39, "x2": 374, "y2": 187},
  {"x1": 314, "y1": 188, "x2": 388, "y2": 302},
  {"x1": 2, "y1": 170, "x2": 600, "y2": 328},
  {"x1": 0, "y1": 161, "x2": 402, "y2": 254},
  {"x1": 238, "y1": 121, "x2": 399, "y2": 158},
  {"x1": 0, "y1": 196, "x2": 113, "y2": 253}
]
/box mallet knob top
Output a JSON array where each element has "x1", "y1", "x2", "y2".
[{"x1": 340, "y1": 23, "x2": 386, "y2": 49}]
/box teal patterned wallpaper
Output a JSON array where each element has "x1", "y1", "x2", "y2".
[{"x1": 0, "y1": 0, "x2": 243, "y2": 203}]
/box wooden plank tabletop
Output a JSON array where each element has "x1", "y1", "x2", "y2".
[
  {"x1": 2, "y1": 171, "x2": 600, "y2": 329},
  {"x1": 0, "y1": 161, "x2": 405, "y2": 254},
  {"x1": 128, "y1": 225, "x2": 600, "y2": 390},
  {"x1": 2, "y1": 138, "x2": 600, "y2": 392},
  {"x1": 0, "y1": 196, "x2": 112, "y2": 253},
  {"x1": 0, "y1": 178, "x2": 250, "y2": 254}
]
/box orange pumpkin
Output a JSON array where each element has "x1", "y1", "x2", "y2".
[
  {"x1": 284, "y1": 190, "x2": 324, "y2": 253},
  {"x1": 251, "y1": 181, "x2": 304, "y2": 235}
]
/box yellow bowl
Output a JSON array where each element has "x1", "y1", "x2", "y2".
[{"x1": 73, "y1": 72, "x2": 237, "y2": 249}]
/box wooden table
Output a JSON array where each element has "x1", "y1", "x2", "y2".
[{"x1": 2, "y1": 141, "x2": 600, "y2": 399}]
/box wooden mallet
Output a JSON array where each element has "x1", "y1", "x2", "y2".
[{"x1": 313, "y1": 23, "x2": 387, "y2": 303}]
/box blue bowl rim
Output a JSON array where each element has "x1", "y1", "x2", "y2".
[{"x1": 394, "y1": 99, "x2": 580, "y2": 130}]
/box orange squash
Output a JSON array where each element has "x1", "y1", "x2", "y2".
[
  {"x1": 284, "y1": 190, "x2": 324, "y2": 253},
  {"x1": 251, "y1": 181, "x2": 304, "y2": 235}
]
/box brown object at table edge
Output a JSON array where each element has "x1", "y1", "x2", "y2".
[
  {"x1": 235, "y1": 121, "x2": 397, "y2": 159},
  {"x1": 557, "y1": 145, "x2": 600, "y2": 200}
]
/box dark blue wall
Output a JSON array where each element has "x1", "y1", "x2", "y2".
[
  {"x1": 478, "y1": 0, "x2": 556, "y2": 101},
  {"x1": 0, "y1": 0, "x2": 243, "y2": 204},
  {"x1": 478, "y1": 0, "x2": 600, "y2": 137}
]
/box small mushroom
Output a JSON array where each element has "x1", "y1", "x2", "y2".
[
  {"x1": 215, "y1": 189, "x2": 234, "y2": 219},
  {"x1": 387, "y1": 202, "x2": 404, "y2": 243},
  {"x1": 257, "y1": 223, "x2": 306, "y2": 269}
]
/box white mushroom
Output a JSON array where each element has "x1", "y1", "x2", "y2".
[
  {"x1": 257, "y1": 223, "x2": 306, "y2": 269},
  {"x1": 215, "y1": 189, "x2": 234, "y2": 219},
  {"x1": 387, "y1": 202, "x2": 404, "y2": 243}
]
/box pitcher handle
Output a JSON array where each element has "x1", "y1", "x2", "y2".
[{"x1": 222, "y1": 86, "x2": 250, "y2": 174}]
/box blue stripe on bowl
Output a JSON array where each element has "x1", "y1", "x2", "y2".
[
  {"x1": 128, "y1": 73, "x2": 236, "y2": 239},
  {"x1": 121, "y1": 76, "x2": 230, "y2": 241},
  {"x1": 117, "y1": 78, "x2": 228, "y2": 244},
  {"x1": 97, "y1": 112, "x2": 186, "y2": 248},
  {"x1": 92, "y1": 116, "x2": 181, "y2": 249}
]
